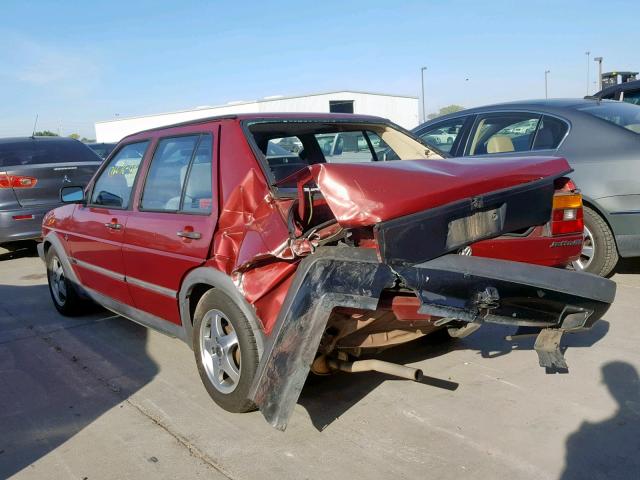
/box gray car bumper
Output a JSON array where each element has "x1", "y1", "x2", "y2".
[{"x1": 0, "y1": 206, "x2": 51, "y2": 244}]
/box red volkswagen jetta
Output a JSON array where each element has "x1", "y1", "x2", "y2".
[{"x1": 39, "y1": 114, "x2": 613, "y2": 430}]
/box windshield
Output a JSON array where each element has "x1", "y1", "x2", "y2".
[
  {"x1": 247, "y1": 121, "x2": 441, "y2": 185},
  {"x1": 576, "y1": 101, "x2": 640, "y2": 134}
]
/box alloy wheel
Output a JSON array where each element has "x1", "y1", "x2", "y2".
[
  {"x1": 572, "y1": 226, "x2": 595, "y2": 271},
  {"x1": 199, "y1": 309, "x2": 241, "y2": 394},
  {"x1": 49, "y1": 256, "x2": 67, "y2": 306}
]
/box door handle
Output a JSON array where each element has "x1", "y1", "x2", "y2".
[
  {"x1": 177, "y1": 230, "x2": 201, "y2": 240},
  {"x1": 104, "y1": 222, "x2": 122, "y2": 230}
]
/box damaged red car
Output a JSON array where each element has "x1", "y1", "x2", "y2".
[{"x1": 38, "y1": 113, "x2": 615, "y2": 430}]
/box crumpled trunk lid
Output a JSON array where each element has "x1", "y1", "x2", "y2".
[{"x1": 295, "y1": 156, "x2": 571, "y2": 228}]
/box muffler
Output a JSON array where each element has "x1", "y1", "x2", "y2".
[{"x1": 327, "y1": 358, "x2": 423, "y2": 382}]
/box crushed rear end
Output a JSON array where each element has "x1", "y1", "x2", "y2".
[{"x1": 233, "y1": 155, "x2": 615, "y2": 430}]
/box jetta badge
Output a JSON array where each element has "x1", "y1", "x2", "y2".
[{"x1": 62, "y1": 175, "x2": 71, "y2": 183}]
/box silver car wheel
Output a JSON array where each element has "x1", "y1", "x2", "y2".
[
  {"x1": 199, "y1": 309, "x2": 240, "y2": 394},
  {"x1": 572, "y1": 226, "x2": 595, "y2": 271},
  {"x1": 49, "y1": 256, "x2": 67, "y2": 306}
]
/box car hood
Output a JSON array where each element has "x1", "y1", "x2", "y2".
[{"x1": 290, "y1": 157, "x2": 572, "y2": 227}]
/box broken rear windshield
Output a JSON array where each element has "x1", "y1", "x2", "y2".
[{"x1": 245, "y1": 120, "x2": 439, "y2": 185}]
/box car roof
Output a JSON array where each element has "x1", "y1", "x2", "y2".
[
  {"x1": 122, "y1": 112, "x2": 391, "y2": 140},
  {"x1": 594, "y1": 79, "x2": 640, "y2": 98},
  {"x1": 0, "y1": 136, "x2": 80, "y2": 145},
  {"x1": 417, "y1": 98, "x2": 618, "y2": 127}
]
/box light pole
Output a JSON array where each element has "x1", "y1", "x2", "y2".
[
  {"x1": 585, "y1": 51, "x2": 591, "y2": 95},
  {"x1": 594, "y1": 56, "x2": 603, "y2": 91},
  {"x1": 420, "y1": 66, "x2": 427, "y2": 123},
  {"x1": 545, "y1": 70, "x2": 551, "y2": 98}
]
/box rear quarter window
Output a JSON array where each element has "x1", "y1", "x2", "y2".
[
  {"x1": 576, "y1": 102, "x2": 640, "y2": 134},
  {"x1": 0, "y1": 139, "x2": 100, "y2": 168}
]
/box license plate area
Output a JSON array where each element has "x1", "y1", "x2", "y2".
[{"x1": 446, "y1": 204, "x2": 506, "y2": 250}]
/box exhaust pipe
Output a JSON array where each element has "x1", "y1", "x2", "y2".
[{"x1": 327, "y1": 358, "x2": 423, "y2": 382}]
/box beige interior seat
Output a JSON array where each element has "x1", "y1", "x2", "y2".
[
  {"x1": 487, "y1": 135, "x2": 515, "y2": 153},
  {"x1": 487, "y1": 135, "x2": 515, "y2": 154}
]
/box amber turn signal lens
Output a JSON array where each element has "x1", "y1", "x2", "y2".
[{"x1": 552, "y1": 193, "x2": 582, "y2": 210}]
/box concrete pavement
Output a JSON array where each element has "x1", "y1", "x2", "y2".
[{"x1": 1, "y1": 245, "x2": 638, "y2": 479}]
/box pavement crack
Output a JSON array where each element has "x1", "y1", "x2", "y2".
[{"x1": 125, "y1": 400, "x2": 237, "y2": 480}]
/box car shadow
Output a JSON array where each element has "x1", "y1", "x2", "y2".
[
  {"x1": 0, "y1": 241, "x2": 39, "y2": 261},
  {"x1": 0, "y1": 283, "x2": 159, "y2": 478},
  {"x1": 560, "y1": 361, "x2": 640, "y2": 479},
  {"x1": 299, "y1": 320, "x2": 610, "y2": 432},
  {"x1": 612, "y1": 257, "x2": 640, "y2": 275}
]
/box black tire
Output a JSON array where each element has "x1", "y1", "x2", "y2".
[
  {"x1": 580, "y1": 206, "x2": 619, "y2": 277},
  {"x1": 46, "y1": 247, "x2": 84, "y2": 316},
  {"x1": 192, "y1": 289, "x2": 259, "y2": 413}
]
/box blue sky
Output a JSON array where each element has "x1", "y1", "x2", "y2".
[{"x1": 1, "y1": 0, "x2": 637, "y2": 138}]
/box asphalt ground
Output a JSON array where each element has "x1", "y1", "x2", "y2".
[{"x1": 1, "y1": 243, "x2": 638, "y2": 479}]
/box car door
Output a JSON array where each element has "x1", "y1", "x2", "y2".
[
  {"x1": 462, "y1": 111, "x2": 569, "y2": 158},
  {"x1": 66, "y1": 141, "x2": 149, "y2": 305},
  {"x1": 122, "y1": 131, "x2": 218, "y2": 325}
]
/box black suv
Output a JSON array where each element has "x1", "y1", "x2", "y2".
[
  {"x1": 0, "y1": 137, "x2": 101, "y2": 246},
  {"x1": 593, "y1": 79, "x2": 640, "y2": 105}
]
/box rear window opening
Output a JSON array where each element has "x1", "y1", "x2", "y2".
[{"x1": 245, "y1": 120, "x2": 441, "y2": 186}]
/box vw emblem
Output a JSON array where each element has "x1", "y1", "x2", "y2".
[
  {"x1": 62, "y1": 175, "x2": 71, "y2": 183},
  {"x1": 458, "y1": 246, "x2": 473, "y2": 256}
]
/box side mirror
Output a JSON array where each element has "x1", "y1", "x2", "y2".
[{"x1": 60, "y1": 185, "x2": 86, "y2": 204}]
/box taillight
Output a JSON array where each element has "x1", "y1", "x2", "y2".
[
  {"x1": 551, "y1": 177, "x2": 583, "y2": 235},
  {"x1": 0, "y1": 172, "x2": 38, "y2": 188}
]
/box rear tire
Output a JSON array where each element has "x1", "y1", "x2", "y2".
[
  {"x1": 573, "y1": 206, "x2": 618, "y2": 277},
  {"x1": 193, "y1": 289, "x2": 259, "y2": 413},
  {"x1": 46, "y1": 247, "x2": 84, "y2": 316}
]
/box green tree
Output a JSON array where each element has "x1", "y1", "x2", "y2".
[
  {"x1": 68, "y1": 133, "x2": 81, "y2": 140},
  {"x1": 33, "y1": 130, "x2": 58, "y2": 136},
  {"x1": 427, "y1": 105, "x2": 465, "y2": 120}
]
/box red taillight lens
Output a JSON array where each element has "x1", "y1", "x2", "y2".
[
  {"x1": 551, "y1": 178, "x2": 583, "y2": 235},
  {"x1": 0, "y1": 172, "x2": 38, "y2": 189}
]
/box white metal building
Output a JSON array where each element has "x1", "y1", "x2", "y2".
[{"x1": 94, "y1": 91, "x2": 419, "y2": 142}]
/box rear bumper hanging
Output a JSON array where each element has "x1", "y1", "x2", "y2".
[{"x1": 249, "y1": 246, "x2": 616, "y2": 430}]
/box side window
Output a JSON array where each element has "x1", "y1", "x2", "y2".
[
  {"x1": 532, "y1": 116, "x2": 568, "y2": 150},
  {"x1": 468, "y1": 113, "x2": 541, "y2": 155},
  {"x1": 418, "y1": 118, "x2": 465, "y2": 154},
  {"x1": 140, "y1": 134, "x2": 213, "y2": 214},
  {"x1": 141, "y1": 136, "x2": 199, "y2": 211},
  {"x1": 90, "y1": 141, "x2": 148, "y2": 208},
  {"x1": 182, "y1": 135, "x2": 213, "y2": 214}
]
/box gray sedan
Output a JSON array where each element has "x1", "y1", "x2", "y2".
[{"x1": 415, "y1": 99, "x2": 640, "y2": 276}]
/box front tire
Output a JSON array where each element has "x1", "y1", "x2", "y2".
[
  {"x1": 573, "y1": 206, "x2": 619, "y2": 277},
  {"x1": 46, "y1": 247, "x2": 84, "y2": 316},
  {"x1": 193, "y1": 289, "x2": 259, "y2": 413}
]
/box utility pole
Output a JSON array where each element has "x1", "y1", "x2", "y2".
[
  {"x1": 545, "y1": 70, "x2": 551, "y2": 98},
  {"x1": 585, "y1": 51, "x2": 591, "y2": 95},
  {"x1": 420, "y1": 66, "x2": 427, "y2": 123},
  {"x1": 594, "y1": 56, "x2": 603, "y2": 91}
]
